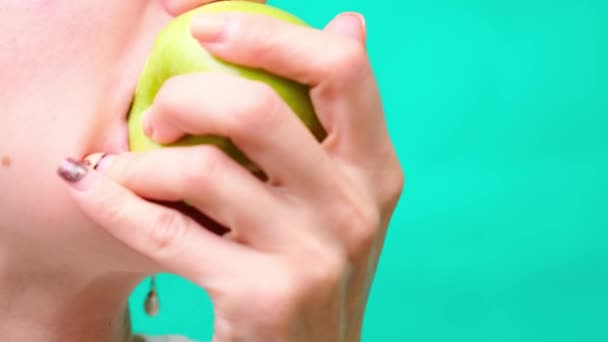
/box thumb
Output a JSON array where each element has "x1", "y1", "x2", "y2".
[{"x1": 324, "y1": 12, "x2": 367, "y2": 46}]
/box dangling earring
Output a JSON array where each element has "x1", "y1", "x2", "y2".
[{"x1": 144, "y1": 274, "x2": 160, "y2": 317}]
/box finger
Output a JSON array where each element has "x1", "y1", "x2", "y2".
[
  {"x1": 91, "y1": 147, "x2": 291, "y2": 249},
  {"x1": 323, "y1": 12, "x2": 366, "y2": 46},
  {"x1": 143, "y1": 72, "x2": 336, "y2": 194},
  {"x1": 190, "y1": 12, "x2": 369, "y2": 87},
  {"x1": 57, "y1": 158, "x2": 256, "y2": 287},
  {"x1": 163, "y1": 0, "x2": 267, "y2": 16},
  {"x1": 190, "y1": 12, "x2": 388, "y2": 166}
]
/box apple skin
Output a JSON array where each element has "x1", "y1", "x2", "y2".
[{"x1": 128, "y1": 1, "x2": 326, "y2": 171}]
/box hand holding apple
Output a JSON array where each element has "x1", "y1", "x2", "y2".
[
  {"x1": 62, "y1": 3, "x2": 404, "y2": 341},
  {"x1": 128, "y1": 1, "x2": 326, "y2": 173}
]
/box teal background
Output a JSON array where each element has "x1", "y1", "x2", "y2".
[{"x1": 130, "y1": 0, "x2": 608, "y2": 341}]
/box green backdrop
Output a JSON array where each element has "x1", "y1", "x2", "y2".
[{"x1": 130, "y1": 0, "x2": 608, "y2": 340}]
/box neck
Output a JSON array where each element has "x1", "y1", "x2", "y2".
[{"x1": 0, "y1": 270, "x2": 146, "y2": 342}]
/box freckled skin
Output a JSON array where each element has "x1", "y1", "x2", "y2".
[{"x1": 0, "y1": 0, "x2": 168, "y2": 270}]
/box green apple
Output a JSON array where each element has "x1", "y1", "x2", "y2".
[{"x1": 128, "y1": 1, "x2": 326, "y2": 172}]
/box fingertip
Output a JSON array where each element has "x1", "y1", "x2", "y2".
[
  {"x1": 57, "y1": 158, "x2": 97, "y2": 192},
  {"x1": 142, "y1": 110, "x2": 154, "y2": 138},
  {"x1": 142, "y1": 105, "x2": 186, "y2": 144},
  {"x1": 190, "y1": 12, "x2": 228, "y2": 43},
  {"x1": 143, "y1": 114, "x2": 185, "y2": 145},
  {"x1": 325, "y1": 12, "x2": 367, "y2": 46},
  {"x1": 83, "y1": 153, "x2": 115, "y2": 173},
  {"x1": 161, "y1": 0, "x2": 188, "y2": 16},
  {"x1": 57, "y1": 158, "x2": 88, "y2": 182}
]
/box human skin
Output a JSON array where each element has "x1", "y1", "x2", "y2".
[{"x1": 0, "y1": 0, "x2": 404, "y2": 341}]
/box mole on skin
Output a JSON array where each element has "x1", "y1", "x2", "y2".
[{"x1": 2, "y1": 155, "x2": 11, "y2": 168}]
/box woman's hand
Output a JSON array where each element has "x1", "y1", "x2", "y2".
[{"x1": 59, "y1": 9, "x2": 404, "y2": 342}]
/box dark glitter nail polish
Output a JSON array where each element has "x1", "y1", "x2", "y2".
[{"x1": 57, "y1": 158, "x2": 89, "y2": 182}]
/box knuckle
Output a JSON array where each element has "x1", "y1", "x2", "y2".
[
  {"x1": 327, "y1": 39, "x2": 368, "y2": 79},
  {"x1": 303, "y1": 250, "x2": 346, "y2": 290},
  {"x1": 179, "y1": 146, "x2": 224, "y2": 190},
  {"x1": 230, "y1": 82, "x2": 281, "y2": 135},
  {"x1": 391, "y1": 168, "x2": 406, "y2": 203},
  {"x1": 381, "y1": 159, "x2": 406, "y2": 210},
  {"x1": 238, "y1": 17, "x2": 279, "y2": 59},
  {"x1": 248, "y1": 34, "x2": 276, "y2": 62},
  {"x1": 148, "y1": 210, "x2": 189, "y2": 253},
  {"x1": 338, "y1": 198, "x2": 382, "y2": 255},
  {"x1": 154, "y1": 76, "x2": 186, "y2": 114}
]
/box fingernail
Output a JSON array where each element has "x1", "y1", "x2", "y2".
[
  {"x1": 142, "y1": 110, "x2": 153, "y2": 137},
  {"x1": 190, "y1": 13, "x2": 227, "y2": 42},
  {"x1": 57, "y1": 158, "x2": 88, "y2": 183},
  {"x1": 95, "y1": 154, "x2": 115, "y2": 172},
  {"x1": 83, "y1": 153, "x2": 114, "y2": 173},
  {"x1": 343, "y1": 12, "x2": 367, "y2": 43}
]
